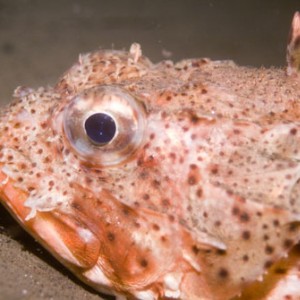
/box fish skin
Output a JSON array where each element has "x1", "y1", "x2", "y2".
[{"x1": 1, "y1": 13, "x2": 300, "y2": 300}]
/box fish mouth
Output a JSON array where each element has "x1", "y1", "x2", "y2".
[
  {"x1": 0, "y1": 168, "x2": 100, "y2": 268},
  {"x1": 0, "y1": 168, "x2": 115, "y2": 294}
]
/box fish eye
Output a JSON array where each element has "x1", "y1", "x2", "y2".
[
  {"x1": 63, "y1": 85, "x2": 146, "y2": 166},
  {"x1": 84, "y1": 112, "x2": 117, "y2": 145}
]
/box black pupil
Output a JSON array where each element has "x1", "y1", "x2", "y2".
[{"x1": 84, "y1": 113, "x2": 116, "y2": 145}]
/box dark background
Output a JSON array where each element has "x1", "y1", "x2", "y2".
[
  {"x1": 0, "y1": 1, "x2": 299, "y2": 299},
  {"x1": 0, "y1": 0, "x2": 299, "y2": 104}
]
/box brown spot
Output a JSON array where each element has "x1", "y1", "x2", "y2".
[
  {"x1": 283, "y1": 239, "x2": 293, "y2": 249},
  {"x1": 242, "y1": 230, "x2": 251, "y2": 240},
  {"x1": 20, "y1": 163, "x2": 27, "y2": 169},
  {"x1": 188, "y1": 175, "x2": 197, "y2": 185},
  {"x1": 264, "y1": 260, "x2": 273, "y2": 269},
  {"x1": 242, "y1": 255, "x2": 249, "y2": 262},
  {"x1": 162, "y1": 198, "x2": 170, "y2": 206},
  {"x1": 192, "y1": 245, "x2": 200, "y2": 255},
  {"x1": 290, "y1": 128, "x2": 297, "y2": 135},
  {"x1": 265, "y1": 245, "x2": 274, "y2": 255},
  {"x1": 210, "y1": 166, "x2": 219, "y2": 175},
  {"x1": 40, "y1": 122, "x2": 47, "y2": 129},
  {"x1": 214, "y1": 220, "x2": 221, "y2": 227},
  {"x1": 216, "y1": 249, "x2": 226, "y2": 256},
  {"x1": 48, "y1": 180, "x2": 54, "y2": 187},
  {"x1": 122, "y1": 207, "x2": 130, "y2": 216},
  {"x1": 190, "y1": 114, "x2": 200, "y2": 124},
  {"x1": 240, "y1": 212, "x2": 250, "y2": 223},
  {"x1": 218, "y1": 268, "x2": 229, "y2": 279},
  {"x1": 196, "y1": 188, "x2": 203, "y2": 197},
  {"x1": 43, "y1": 156, "x2": 52, "y2": 163},
  {"x1": 288, "y1": 222, "x2": 299, "y2": 232},
  {"x1": 107, "y1": 232, "x2": 115, "y2": 242},
  {"x1": 190, "y1": 164, "x2": 198, "y2": 170},
  {"x1": 142, "y1": 193, "x2": 150, "y2": 200},
  {"x1": 152, "y1": 224, "x2": 160, "y2": 231},
  {"x1": 169, "y1": 152, "x2": 176, "y2": 160},
  {"x1": 139, "y1": 258, "x2": 148, "y2": 268},
  {"x1": 274, "y1": 267, "x2": 287, "y2": 274},
  {"x1": 152, "y1": 179, "x2": 160, "y2": 188},
  {"x1": 134, "y1": 221, "x2": 141, "y2": 228},
  {"x1": 139, "y1": 171, "x2": 148, "y2": 180},
  {"x1": 161, "y1": 236, "x2": 167, "y2": 243},
  {"x1": 168, "y1": 215, "x2": 175, "y2": 222},
  {"x1": 232, "y1": 206, "x2": 240, "y2": 216}
]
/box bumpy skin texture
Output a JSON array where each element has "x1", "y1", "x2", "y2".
[{"x1": 1, "y1": 13, "x2": 300, "y2": 300}]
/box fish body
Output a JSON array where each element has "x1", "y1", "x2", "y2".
[{"x1": 1, "y1": 12, "x2": 300, "y2": 300}]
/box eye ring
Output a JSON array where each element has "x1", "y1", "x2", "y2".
[{"x1": 63, "y1": 85, "x2": 146, "y2": 166}]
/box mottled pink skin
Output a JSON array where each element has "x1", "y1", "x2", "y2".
[{"x1": 1, "y1": 13, "x2": 300, "y2": 300}]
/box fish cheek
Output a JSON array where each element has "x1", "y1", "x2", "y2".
[
  {"x1": 70, "y1": 191, "x2": 175, "y2": 288},
  {"x1": 31, "y1": 211, "x2": 101, "y2": 269}
]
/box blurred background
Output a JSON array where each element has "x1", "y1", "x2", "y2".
[
  {"x1": 0, "y1": 0, "x2": 299, "y2": 103},
  {"x1": 0, "y1": 1, "x2": 299, "y2": 299}
]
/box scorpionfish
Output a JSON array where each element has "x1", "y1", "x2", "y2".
[{"x1": 1, "y1": 12, "x2": 300, "y2": 300}]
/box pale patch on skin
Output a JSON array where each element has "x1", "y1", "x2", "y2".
[{"x1": 1, "y1": 11, "x2": 300, "y2": 300}]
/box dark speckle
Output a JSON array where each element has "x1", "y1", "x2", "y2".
[
  {"x1": 218, "y1": 268, "x2": 229, "y2": 279},
  {"x1": 107, "y1": 232, "x2": 115, "y2": 242},
  {"x1": 142, "y1": 193, "x2": 150, "y2": 200},
  {"x1": 242, "y1": 230, "x2": 251, "y2": 240},
  {"x1": 152, "y1": 179, "x2": 160, "y2": 188},
  {"x1": 264, "y1": 260, "x2": 273, "y2": 269},
  {"x1": 232, "y1": 206, "x2": 240, "y2": 216},
  {"x1": 290, "y1": 128, "x2": 297, "y2": 135},
  {"x1": 274, "y1": 267, "x2": 287, "y2": 274},
  {"x1": 240, "y1": 212, "x2": 250, "y2": 222},
  {"x1": 190, "y1": 114, "x2": 200, "y2": 124},
  {"x1": 242, "y1": 255, "x2": 249, "y2": 262},
  {"x1": 152, "y1": 223, "x2": 160, "y2": 231},
  {"x1": 265, "y1": 245, "x2": 274, "y2": 255},
  {"x1": 288, "y1": 222, "x2": 299, "y2": 232},
  {"x1": 192, "y1": 245, "x2": 200, "y2": 255},
  {"x1": 139, "y1": 258, "x2": 148, "y2": 268},
  {"x1": 216, "y1": 249, "x2": 226, "y2": 256},
  {"x1": 122, "y1": 207, "x2": 130, "y2": 216},
  {"x1": 214, "y1": 220, "x2": 221, "y2": 227},
  {"x1": 283, "y1": 239, "x2": 293, "y2": 249},
  {"x1": 187, "y1": 175, "x2": 197, "y2": 185}
]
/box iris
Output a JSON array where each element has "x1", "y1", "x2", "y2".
[{"x1": 84, "y1": 113, "x2": 116, "y2": 145}]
